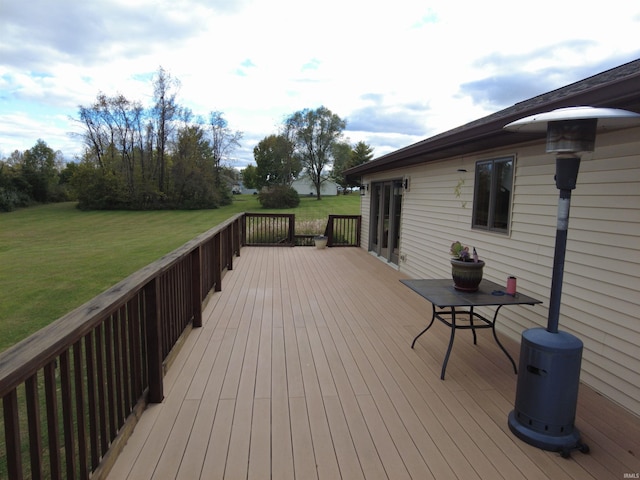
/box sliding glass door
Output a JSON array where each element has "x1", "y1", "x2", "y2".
[{"x1": 370, "y1": 180, "x2": 402, "y2": 265}]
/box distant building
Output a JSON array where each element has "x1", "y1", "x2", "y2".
[
  {"x1": 235, "y1": 182, "x2": 257, "y2": 195},
  {"x1": 291, "y1": 177, "x2": 338, "y2": 196}
]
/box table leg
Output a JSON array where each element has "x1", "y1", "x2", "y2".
[
  {"x1": 491, "y1": 305, "x2": 517, "y2": 373},
  {"x1": 469, "y1": 306, "x2": 477, "y2": 344},
  {"x1": 441, "y1": 307, "x2": 457, "y2": 380},
  {"x1": 411, "y1": 303, "x2": 437, "y2": 349}
]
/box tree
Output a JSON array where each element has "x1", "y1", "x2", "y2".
[
  {"x1": 73, "y1": 67, "x2": 237, "y2": 210},
  {"x1": 77, "y1": 92, "x2": 147, "y2": 206},
  {"x1": 59, "y1": 161, "x2": 79, "y2": 201},
  {"x1": 152, "y1": 67, "x2": 181, "y2": 194},
  {"x1": 5, "y1": 149, "x2": 24, "y2": 167},
  {"x1": 284, "y1": 106, "x2": 346, "y2": 199},
  {"x1": 22, "y1": 139, "x2": 60, "y2": 202},
  {"x1": 209, "y1": 111, "x2": 243, "y2": 188},
  {"x1": 110, "y1": 94, "x2": 145, "y2": 199},
  {"x1": 241, "y1": 164, "x2": 258, "y2": 190},
  {"x1": 329, "y1": 141, "x2": 353, "y2": 192},
  {"x1": 351, "y1": 141, "x2": 374, "y2": 168},
  {"x1": 0, "y1": 151, "x2": 30, "y2": 211},
  {"x1": 170, "y1": 124, "x2": 218, "y2": 208},
  {"x1": 252, "y1": 134, "x2": 300, "y2": 189},
  {"x1": 77, "y1": 93, "x2": 111, "y2": 170},
  {"x1": 331, "y1": 140, "x2": 374, "y2": 191}
]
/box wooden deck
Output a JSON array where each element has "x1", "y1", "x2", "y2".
[{"x1": 108, "y1": 247, "x2": 640, "y2": 479}]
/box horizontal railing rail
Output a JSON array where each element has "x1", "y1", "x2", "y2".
[
  {"x1": 0, "y1": 211, "x2": 359, "y2": 479},
  {"x1": 294, "y1": 234, "x2": 317, "y2": 246}
]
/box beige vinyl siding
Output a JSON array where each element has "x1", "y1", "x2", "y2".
[
  {"x1": 360, "y1": 127, "x2": 640, "y2": 416},
  {"x1": 359, "y1": 190, "x2": 371, "y2": 251}
]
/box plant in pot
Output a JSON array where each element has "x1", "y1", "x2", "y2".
[{"x1": 449, "y1": 241, "x2": 484, "y2": 291}]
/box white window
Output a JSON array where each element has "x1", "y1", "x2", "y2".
[{"x1": 472, "y1": 156, "x2": 514, "y2": 234}]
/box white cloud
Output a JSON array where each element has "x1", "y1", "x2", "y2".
[{"x1": 1, "y1": 0, "x2": 639, "y2": 166}]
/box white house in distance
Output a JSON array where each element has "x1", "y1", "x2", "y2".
[
  {"x1": 235, "y1": 177, "x2": 338, "y2": 196},
  {"x1": 291, "y1": 176, "x2": 339, "y2": 197},
  {"x1": 345, "y1": 59, "x2": 640, "y2": 417}
]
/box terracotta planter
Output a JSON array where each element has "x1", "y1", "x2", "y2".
[{"x1": 451, "y1": 259, "x2": 485, "y2": 291}]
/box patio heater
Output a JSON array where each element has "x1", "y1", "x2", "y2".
[{"x1": 503, "y1": 106, "x2": 640, "y2": 457}]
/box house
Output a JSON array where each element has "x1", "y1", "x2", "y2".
[
  {"x1": 291, "y1": 176, "x2": 339, "y2": 196},
  {"x1": 345, "y1": 59, "x2": 640, "y2": 417}
]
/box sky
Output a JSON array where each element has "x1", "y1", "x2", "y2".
[{"x1": 1, "y1": 0, "x2": 640, "y2": 169}]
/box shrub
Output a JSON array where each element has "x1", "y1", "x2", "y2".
[
  {"x1": 258, "y1": 186, "x2": 300, "y2": 209},
  {"x1": 0, "y1": 186, "x2": 31, "y2": 212}
]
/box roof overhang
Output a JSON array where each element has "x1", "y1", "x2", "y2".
[{"x1": 345, "y1": 61, "x2": 640, "y2": 181}]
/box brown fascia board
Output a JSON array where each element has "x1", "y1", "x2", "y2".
[{"x1": 345, "y1": 62, "x2": 640, "y2": 181}]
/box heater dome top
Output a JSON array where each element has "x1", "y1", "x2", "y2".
[{"x1": 504, "y1": 106, "x2": 640, "y2": 133}]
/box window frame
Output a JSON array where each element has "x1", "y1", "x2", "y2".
[{"x1": 471, "y1": 155, "x2": 515, "y2": 235}]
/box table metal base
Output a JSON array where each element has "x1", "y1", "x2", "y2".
[{"x1": 411, "y1": 303, "x2": 517, "y2": 380}]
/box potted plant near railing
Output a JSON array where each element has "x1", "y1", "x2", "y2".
[
  {"x1": 314, "y1": 234, "x2": 328, "y2": 249},
  {"x1": 450, "y1": 241, "x2": 484, "y2": 291}
]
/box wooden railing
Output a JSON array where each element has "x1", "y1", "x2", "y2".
[
  {"x1": 0, "y1": 214, "x2": 243, "y2": 480},
  {"x1": 243, "y1": 213, "x2": 295, "y2": 246},
  {"x1": 0, "y1": 212, "x2": 359, "y2": 479},
  {"x1": 243, "y1": 213, "x2": 361, "y2": 247}
]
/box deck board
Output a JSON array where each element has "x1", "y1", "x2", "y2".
[{"x1": 109, "y1": 247, "x2": 640, "y2": 479}]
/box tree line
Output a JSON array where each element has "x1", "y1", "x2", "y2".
[
  {"x1": 0, "y1": 139, "x2": 73, "y2": 211},
  {"x1": 0, "y1": 67, "x2": 243, "y2": 212},
  {"x1": 241, "y1": 106, "x2": 373, "y2": 207},
  {"x1": 73, "y1": 67, "x2": 242, "y2": 210},
  {"x1": 1, "y1": 69, "x2": 374, "y2": 212}
]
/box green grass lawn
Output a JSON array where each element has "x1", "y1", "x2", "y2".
[{"x1": 0, "y1": 194, "x2": 361, "y2": 352}]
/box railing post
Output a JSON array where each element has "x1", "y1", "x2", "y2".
[
  {"x1": 3, "y1": 389, "x2": 23, "y2": 480},
  {"x1": 326, "y1": 215, "x2": 335, "y2": 247},
  {"x1": 213, "y1": 233, "x2": 222, "y2": 292},
  {"x1": 60, "y1": 351, "x2": 77, "y2": 479},
  {"x1": 44, "y1": 362, "x2": 62, "y2": 478},
  {"x1": 227, "y1": 225, "x2": 234, "y2": 271},
  {"x1": 191, "y1": 247, "x2": 202, "y2": 328},
  {"x1": 25, "y1": 375, "x2": 44, "y2": 476},
  {"x1": 241, "y1": 214, "x2": 246, "y2": 246},
  {"x1": 232, "y1": 219, "x2": 238, "y2": 257},
  {"x1": 289, "y1": 214, "x2": 295, "y2": 245},
  {"x1": 232, "y1": 218, "x2": 239, "y2": 257},
  {"x1": 144, "y1": 279, "x2": 164, "y2": 403}
]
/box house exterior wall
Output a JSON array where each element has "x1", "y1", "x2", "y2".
[{"x1": 359, "y1": 126, "x2": 640, "y2": 416}]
